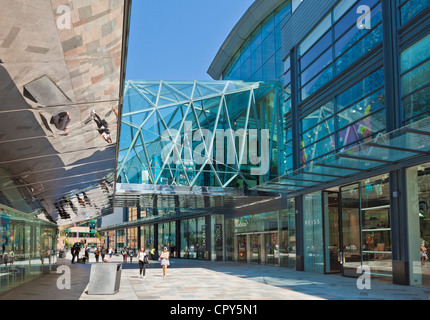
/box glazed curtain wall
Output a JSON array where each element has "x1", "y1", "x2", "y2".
[
  {"x1": 300, "y1": 68, "x2": 385, "y2": 165},
  {"x1": 223, "y1": 1, "x2": 292, "y2": 82},
  {"x1": 119, "y1": 81, "x2": 281, "y2": 188},
  {"x1": 179, "y1": 217, "x2": 207, "y2": 260},
  {"x1": 399, "y1": 0, "x2": 430, "y2": 25},
  {"x1": 0, "y1": 204, "x2": 57, "y2": 295},
  {"x1": 297, "y1": 0, "x2": 383, "y2": 102},
  {"x1": 400, "y1": 33, "x2": 430, "y2": 125}
]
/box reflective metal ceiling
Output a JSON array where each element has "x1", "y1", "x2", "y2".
[{"x1": 0, "y1": 0, "x2": 130, "y2": 225}]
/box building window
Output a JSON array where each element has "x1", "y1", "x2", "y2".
[
  {"x1": 223, "y1": 1, "x2": 292, "y2": 82},
  {"x1": 300, "y1": 68, "x2": 385, "y2": 165},
  {"x1": 298, "y1": 0, "x2": 383, "y2": 102},
  {"x1": 400, "y1": 33, "x2": 430, "y2": 125},
  {"x1": 399, "y1": 0, "x2": 430, "y2": 25}
]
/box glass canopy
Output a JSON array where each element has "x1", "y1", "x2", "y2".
[{"x1": 255, "y1": 116, "x2": 430, "y2": 195}]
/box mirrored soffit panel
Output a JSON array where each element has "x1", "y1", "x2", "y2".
[{"x1": 0, "y1": 0, "x2": 130, "y2": 226}]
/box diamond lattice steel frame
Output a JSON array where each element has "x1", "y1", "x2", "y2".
[{"x1": 118, "y1": 80, "x2": 282, "y2": 188}]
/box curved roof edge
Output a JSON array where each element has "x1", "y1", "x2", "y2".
[{"x1": 207, "y1": 0, "x2": 284, "y2": 80}]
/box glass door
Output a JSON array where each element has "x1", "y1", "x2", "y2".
[
  {"x1": 324, "y1": 191, "x2": 341, "y2": 273},
  {"x1": 237, "y1": 235, "x2": 247, "y2": 263},
  {"x1": 250, "y1": 234, "x2": 261, "y2": 264},
  {"x1": 340, "y1": 183, "x2": 362, "y2": 277},
  {"x1": 265, "y1": 232, "x2": 279, "y2": 265}
]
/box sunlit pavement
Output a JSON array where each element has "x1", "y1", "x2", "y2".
[{"x1": 1, "y1": 251, "x2": 429, "y2": 300}]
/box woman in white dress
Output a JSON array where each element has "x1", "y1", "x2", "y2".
[{"x1": 159, "y1": 247, "x2": 170, "y2": 278}]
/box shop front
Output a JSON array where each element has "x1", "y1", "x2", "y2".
[
  {"x1": 226, "y1": 201, "x2": 296, "y2": 267},
  {"x1": 0, "y1": 204, "x2": 57, "y2": 295},
  {"x1": 406, "y1": 162, "x2": 430, "y2": 287},
  {"x1": 302, "y1": 174, "x2": 393, "y2": 280}
]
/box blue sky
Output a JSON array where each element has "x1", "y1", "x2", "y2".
[{"x1": 125, "y1": 0, "x2": 255, "y2": 81}]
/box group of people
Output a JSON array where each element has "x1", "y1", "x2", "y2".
[
  {"x1": 68, "y1": 245, "x2": 171, "y2": 278},
  {"x1": 51, "y1": 107, "x2": 118, "y2": 144},
  {"x1": 135, "y1": 246, "x2": 171, "y2": 278},
  {"x1": 71, "y1": 243, "x2": 90, "y2": 264}
]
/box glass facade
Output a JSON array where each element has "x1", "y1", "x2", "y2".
[
  {"x1": 340, "y1": 174, "x2": 392, "y2": 279},
  {"x1": 179, "y1": 217, "x2": 207, "y2": 260},
  {"x1": 119, "y1": 81, "x2": 281, "y2": 188},
  {"x1": 223, "y1": 1, "x2": 292, "y2": 82},
  {"x1": 400, "y1": 33, "x2": 430, "y2": 125},
  {"x1": 399, "y1": 0, "x2": 430, "y2": 25},
  {"x1": 224, "y1": 207, "x2": 295, "y2": 267},
  {"x1": 0, "y1": 204, "x2": 57, "y2": 295},
  {"x1": 300, "y1": 68, "x2": 385, "y2": 165},
  {"x1": 158, "y1": 221, "x2": 177, "y2": 258},
  {"x1": 298, "y1": 0, "x2": 383, "y2": 101},
  {"x1": 303, "y1": 192, "x2": 324, "y2": 273},
  {"x1": 141, "y1": 225, "x2": 155, "y2": 253},
  {"x1": 102, "y1": 0, "x2": 430, "y2": 289}
]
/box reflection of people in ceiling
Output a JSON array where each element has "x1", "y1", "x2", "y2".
[
  {"x1": 91, "y1": 109, "x2": 112, "y2": 143},
  {"x1": 51, "y1": 111, "x2": 71, "y2": 136},
  {"x1": 82, "y1": 192, "x2": 92, "y2": 207}
]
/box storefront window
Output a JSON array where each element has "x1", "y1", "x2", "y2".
[
  {"x1": 303, "y1": 192, "x2": 324, "y2": 273},
  {"x1": 361, "y1": 174, "x2": 392, "y2": 278},
  {"x1": 340, "y1": 174, "x2": 392, "y2": 279},
  {"x1": 0, "y1": 204, "x2": 57, "y2": 295},
  {"x1": 141, "y1": 225, "x2": 154, "y2": 253},
  {"x1": 406, "y1": 162, "x2": 430, "y2": 287},
  {"x1": 280, "y1": 199, "x2": 296, "y2": 268}
]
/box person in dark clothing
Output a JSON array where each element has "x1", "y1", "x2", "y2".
[
  {"x1": 71, "y1": 245, "x2": 76, "y2": 264},
  {"x1": 91, "y1": 110, "x2": 112, "y2": 143},
  {"x1": 51, "y1": 112, "x2": 71, "y2": 135}
]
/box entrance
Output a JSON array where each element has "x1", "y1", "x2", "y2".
[
  {"x1": 322, "y1": 174, "x2": 392, "y2": 279},
  {"x1": 235, "y1": 232, "x2": 279, "y2": 265},
  {"x1": 323, "y1": 191, "x2": 341, "y2": 274},
  {"x1": 339, "y1": 175, "x2": 392, "y2": 279}
]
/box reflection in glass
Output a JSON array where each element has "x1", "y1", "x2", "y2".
[
  {"x1": 361, "y1": 174, "x2": 392, "y2": 278},
  {"x1": 406, "y1": 163, "x2": 430, "y2": 287},
  {"x1": 341, "y1": 184, "x2": 362, "y2": 277},
  {"x1": 303, "y1": 192, "x2": 324, "y2": 273}
]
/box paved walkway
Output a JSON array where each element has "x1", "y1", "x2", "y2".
[{"x1": 1, "y1": 252, "x2": 429, "y2": 300}]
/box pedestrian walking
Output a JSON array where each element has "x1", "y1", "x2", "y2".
[
  {"x1": 109, "y1": 247, "x2": 113, "y2": 258},
  {"x1": 128, "y1": 247, "x2": 134, "y2": 263},
  {"x1": 91, "y1": 110, "x2": 112, "y2": 143},
  {"x1": 101, "y1": 247, "x2": 106, "y2": 261},
  {"x1": 121, "y1": 248, "x2": 127, "y2": 263},
  {"x1": 71, "y1": 245, "x2": 76, "y2": 264},
  {"x1": 150, "y1": 247, "x2": 155, "y2": 260},
  {"x1": 159, "y1": 247, "x2": 170, "y2": 278},
  {"x1": 137, "y1": 247, "x2": 149, "y2": 278},
  {"x1": 75, "y1": 244, "x2": 81, "y2": 262},
  {"x1": 84, "y1": 245, "x2": 89, "y2": 263},
  {"x1": 94, "y1": 247, "x2": 100, "y2": 262}
]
